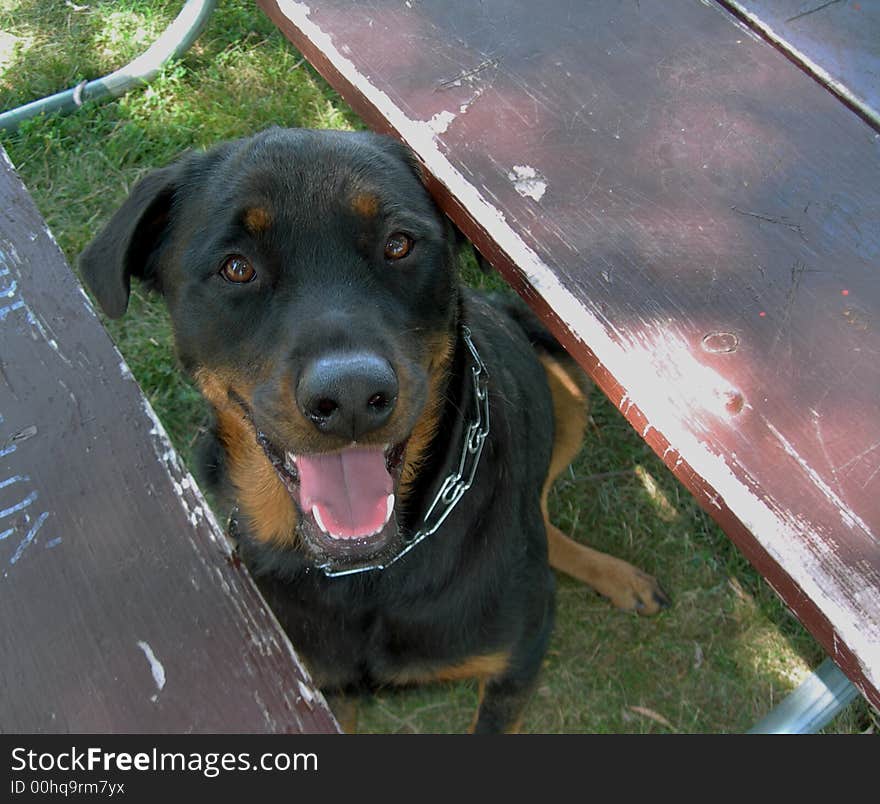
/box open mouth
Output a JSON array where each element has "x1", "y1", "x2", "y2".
[{"x1": 257, "y1": 432, "x2": 407, "y2": 569}]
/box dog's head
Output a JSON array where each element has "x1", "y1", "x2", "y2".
[{"x1": 80, "y1": 128, "x2": 460, "y2": 571}]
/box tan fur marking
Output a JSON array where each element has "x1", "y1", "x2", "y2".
[
  {"x1": 351, "y1": 192, "x2": 379, "y2": 217},
  {"x1": 397, "y1": 330, "x2": 456, "y2": 503},
  {"x1": 392, "y1": 651, "x2": 510, "y2": 686},
  {"x1": 546, "y1": 520, "x2": 664, "y2": 613},
  {"x1": 542, "y1": 353, "x2": 587, "y2": 402},
  {"x1": 539, "y1": 355, "x2": 666, "y2": 615},
  {"x1": 195, "y1": 369, "x2": 298, "y2": 548},
  {"x1": 243, "y1": 206, "x2": 273, "y2": 234},
  {"x1": 431, "y1": 651, "x2": 510, "y2": 682},
  {"x1": 539, "y1": 355, "x2": 589, "y2": 503}
]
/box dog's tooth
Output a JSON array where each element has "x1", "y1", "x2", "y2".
[
  {"x1": 311, "y1": 505, "x2": 329, "y2": 535},
  {"x1": 385, "y1": 493, "x2": 395, "y2": 525}
]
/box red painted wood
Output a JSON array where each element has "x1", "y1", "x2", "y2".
[
  {"x1": 0, "y1": 148, "x2": 338, "y2": 733},
  {"x1": 258, "y1": 0, "x2": 880, "y2": 710}
]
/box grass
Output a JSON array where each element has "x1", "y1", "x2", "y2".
[{"x1": 1, "y1": 0, "x2": 874, "y2": 734}]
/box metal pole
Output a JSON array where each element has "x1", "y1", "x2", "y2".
[
  {"x1": 748, "y1": 657, "x2": 860, "y2": 734},
  {"x1": 0, "y1": 0, "x2": 218, "y2": 133}
]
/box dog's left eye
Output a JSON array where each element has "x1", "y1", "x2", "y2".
[
  {"x1": 220, "y1": 255, "x2": 256, "y2": 284},
  {"x1": 384, "y1": 233, "x2": 413, "y2": 261}
]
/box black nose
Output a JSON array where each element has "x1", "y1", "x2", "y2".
[{"x1": 297, "y1": 352, "x2": 398, "y2": 440}]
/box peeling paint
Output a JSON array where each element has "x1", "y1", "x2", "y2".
[
  {"x1": 297, "y1": 679, "x2": 315, "y2": 707},
  {"x1": 139, "y1": 396, "x2": 228, "y2": 550},
  {"x1": 507, "y1": 164, "x2": 547, "y2": 202},
  {"x1": 427, "y1": 109, "x2": 456, "y2": 134},
  {"x1": 137, "y1": 640, "x2": 166, "y2": 701},
  {"x1": 77, "y1": 286, "x2": 98, "y2": 318},
  {"x1": 0, "y1": 246, "x2": 71, "y2": 364}
]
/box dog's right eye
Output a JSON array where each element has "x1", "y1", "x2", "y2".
[
  {"x1": 384, "y1": 233, "x2": 414, "y2": 261},
  {"x1": 219, "y1": 255, "x2": 256, "y2": 284}
]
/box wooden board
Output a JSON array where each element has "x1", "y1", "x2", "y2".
[
  {"x1": 721, "y1": 0, "x2": 880, "y2": 127},
  {"x1": 258, "y1": 0, "x2": 880, "y2": 710},
  {"x1": 0, "y1": 147, "x2": 338, "y2": 734}
]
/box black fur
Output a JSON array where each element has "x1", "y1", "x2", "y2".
[{"x1": 80, "y1": 127, "x2": 566, "y2": 732}]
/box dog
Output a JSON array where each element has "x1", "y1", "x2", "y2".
[{"x1": 79, "y1": 127, "x2": 668, "y2": 733}]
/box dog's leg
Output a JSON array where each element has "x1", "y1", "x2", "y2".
[
  {"x1": 394, "y1": 651, "x2": 533, "y2": 732},
  {"x1": 470, "y1": 592, "x2": 554, "y2": 734},
  {"x1": 546, "y1": 522, "x2": 669, "y2": 614},
  {"x1": 471, "y1": 678, "x2": 534, "y2": 734},
  {"x1": 539, "y1": 355, "x2": 669, "y2": 615}
]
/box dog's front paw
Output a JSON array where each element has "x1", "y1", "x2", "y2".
[
  {"x1": 605, "y1": 563, "x2": 670, "y2": 616},
  {"x1": 547, "y1": 525, "x2": 670, "y2": 615}
]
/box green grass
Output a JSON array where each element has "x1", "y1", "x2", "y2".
[{"x1": 1, "y1": 0, "x2": 874, "y2": 734}]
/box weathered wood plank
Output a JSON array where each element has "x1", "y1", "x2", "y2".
[
  {"x1": 0, "y1": 147, "x2": 338, "y2": 733},
  {"x1": 257, "y1": 0, "x2": 880, "y2": 710},
  {"x1": 720, "y1": 0, "x2": 880, "y2": 128}
]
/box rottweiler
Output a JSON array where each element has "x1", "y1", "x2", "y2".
[{"x1": 79, "y1": 127, "x2": 668, "y2": 733}]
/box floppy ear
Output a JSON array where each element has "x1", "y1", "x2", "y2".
[{"x1": 78, "y1": 164, "x2": 181, "y2": 318}]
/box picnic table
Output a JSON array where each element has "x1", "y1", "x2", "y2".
[
  {"x1": 257, "y1": 0, "x2": 880, "y2": 715},
  {"x1": 0, "y1": 146, "x2": 337, "y2": 733}
]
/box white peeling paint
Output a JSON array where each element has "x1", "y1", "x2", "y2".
[
  {"x1": 297, "y1": 679, "x2": 316, "y2": 706},
  {"x1": 253, "y1": 690, "x2": 279, "y2": 731},
  {"x1": 28, "y1": 308, "x2": 74, "y2": 363},
  {"x1": 507, "y1": 164, "x2": 547, "y2": 202},
  {"x1": 139, "y1": 395, "x2": 228, "y2": 549},
  {"x1": 39, "y1": 221, "x2": 64, "y2": 259},
  {"x1": 427, "y1": 109, "x2": 456, "y2": 134},
  {"x1": 272, "y1": 0, "x2": 880, "y2": 700},
  {"x1": 0, "y1": 248, "x2": 71, "y2": 365},
  {"x1": 77, "y1": 286, "x2": 98, "y2": 318},
  {"x1": 137, "y1": 640, "x2": 166, "y2": 701}
]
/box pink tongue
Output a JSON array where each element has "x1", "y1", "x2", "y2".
[{"x1": 297, "y1": 447, "x2": 393, "y2": 539}]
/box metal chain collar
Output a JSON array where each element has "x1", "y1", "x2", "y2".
[{"x1": 226, "y1": 326, "x2": 490, "y2": 579}]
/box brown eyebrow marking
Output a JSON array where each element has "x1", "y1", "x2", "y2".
[
  {"x1": 351, "y1": 192, "x2": 380, "y2": 217},
  {"x1": 243, "y1": 206, "x2": 273, "y2": 234}
]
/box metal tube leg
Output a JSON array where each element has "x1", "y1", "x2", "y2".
[
  {"x1": 0, "y1": 0, "x2": 217, "y2": 132},
  {"x1": 748, "y1": 657, "x2": 860, "y2": 734}
]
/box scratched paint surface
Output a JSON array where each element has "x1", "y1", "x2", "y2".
[
  {"x1": 722, "y1": 0, "x2": 880, "y2": 127},
  {"x1": 0, "y1": 148, "x2": 337, "y2": 733},
  {"x1": 259, "y1": 0, "x2": 880, "y2": 707}
]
